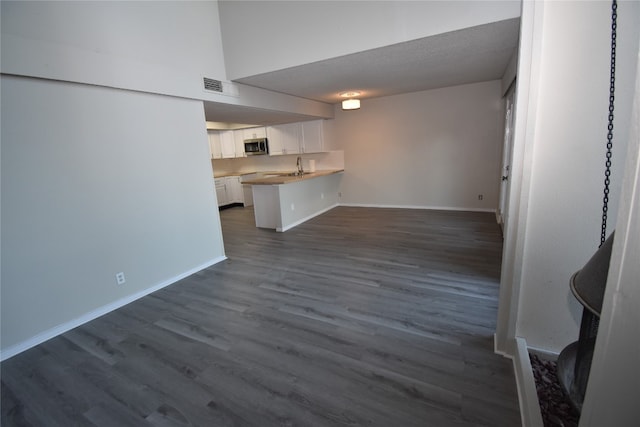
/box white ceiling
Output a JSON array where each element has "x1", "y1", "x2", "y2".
[{"x1": 204, "y1": 18, "x2": 520, "y2": 126}]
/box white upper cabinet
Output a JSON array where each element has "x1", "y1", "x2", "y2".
[
  {"x1": 243, "y1": 127, "x2": 267, "y2": 140},
  {"x1": 266, "y1": 123, "x2": 301, "y2": 156},
  {"x1": 301, "y1": 120, "x2": 324, "y2": 153},
  {"x1": 233, "y1": 130, "x2": 246, "y2": 157},
  {"x1": 220, "y1": 130, "x2": 236, "y2": 158},
  {"x1": 210, "y1": 121, "x2": 327, "y2": 160},
  {"x1": 265, "y1": 125, "x2": 284, "y2": 155},
  {"x1": 282, "y1": 124, "x2": 302, "y2": 155},
  {"x1": 208, "y1": 131, "x2": 222, "y2": 159}
]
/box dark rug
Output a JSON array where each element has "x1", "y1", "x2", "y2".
[{"x1": 529, "y1": 353, "x2": 580, "y2": 427}]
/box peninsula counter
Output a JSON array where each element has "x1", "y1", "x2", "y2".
[{"x1": 243, "y1": 170, "x2": 343, "y2": 232}]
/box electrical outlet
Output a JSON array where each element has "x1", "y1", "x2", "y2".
[
  {"x1": 321, "y1": 193, "x2": 325, "y2": 199},
  {"x1": 338, "y1": 192, "x2": 342, "y2": 198},
  {"x1": 115, "y1": 272, "x2": 126, "y2": 285},
  {"x1": 478, "y1": 194, "x2": 484, "y2": 201},
  {"x1": 290, "y1": 203, "x2": 295, "y2": 211}
]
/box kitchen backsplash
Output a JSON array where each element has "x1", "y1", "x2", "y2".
[{"x1": 211, "y1": 150, "x2": 344, "y2": 175}]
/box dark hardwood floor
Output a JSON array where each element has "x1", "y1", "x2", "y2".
[{"x1": 1, "y1": 206, "x2": 521, "y2": 426}]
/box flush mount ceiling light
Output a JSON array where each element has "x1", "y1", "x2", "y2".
[
  {"x1": 342, "y1": 99, "x2": 361, "y2": 110},
  {"x1": 340, "y1": 91, "x2": 362, "y2": 110}
]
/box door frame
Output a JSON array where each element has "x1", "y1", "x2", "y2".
[{"x1": 497, "y1": 83, "x2": 516, "y2": 231}]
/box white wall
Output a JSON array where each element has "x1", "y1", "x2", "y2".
[
  {"x1": 1, "y1": 1, "x2": 225, "y2": 99},
  {"x1": 0, "y1": 76, "x2": 225, "y2": 358},
  {"x1": 501, "y1": 50, "x2": 518, "y2": 95},
  {"x1": 219, "y1": 0, "x2": 521, "y2": 79},
  {"x1": 330, "y1": 81, "x2": 504, "y2": 211},
  {"x1": 0, "y1": 0, "x2": 236, "y2": 359},
  {"x1": 0, "y1": 1, "x2": 333, "y2": 119},
  {"x1": 513, "y1": 0, "x2": 640, "y2": 354},
  {"x1": 581, "y1": 41, "x2": 640, "y2": 426},
  {"x1": 278, "y1": 173, "x2": 343, "y2": 231}
]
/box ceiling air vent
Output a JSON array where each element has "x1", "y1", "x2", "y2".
[
  {"x1": 203, "y1": 77, "x2": 223, "y2": 93},
  {"x1": 202, "y1": 77, "x2": 239, "y2": 97}
]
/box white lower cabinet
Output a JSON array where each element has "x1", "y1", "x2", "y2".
[
  {"x1": 227, "y1": 176, "x2": 244, "y2": 204},
  {"x1": 216, "y1": 176, "x2": 245, "y2": 207},
  {"x1": 240, "y1": 173, "x2": 258, "y2": 207},
  {"x1": 215, "y1": 179, "x2": 228, "y2": 206}
]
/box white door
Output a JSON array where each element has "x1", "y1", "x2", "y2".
[{"x1": 498, "y1": 85, "x2": 516, "y2": 230}]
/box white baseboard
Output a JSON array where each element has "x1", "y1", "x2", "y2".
[
  {"x1": 277, "y1": 203, "x2": 338, "y2": 232},
  {"x1": 513, "y1": 337, "x2": 544, "y2": 427},
  {"x1": 338, "y1": 203, "x2": 496, "y2": 213},
  {"x1": 0, "y1": 256, "x2": 227, "y2": 361},
  {"x1": 493, "y1": 332, "x2": 514, "y2": 359}
]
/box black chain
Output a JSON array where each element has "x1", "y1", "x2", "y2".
[{"x1": 601, "y1": 0, "x2": 617, "y2": 247}]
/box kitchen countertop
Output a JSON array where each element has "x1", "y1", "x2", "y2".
[
  {"x1": 213, "y1": 171, "x2": 259, "y2": 178},
  {"x1": 242, "y1": 169, "x2": 344, "y2": 185}
]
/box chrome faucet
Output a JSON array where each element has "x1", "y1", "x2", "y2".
[{"x1": 296, "y1": 156, "x2": 304, "y2": 175}]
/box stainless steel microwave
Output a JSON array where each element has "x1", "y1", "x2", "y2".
[{"x1": 244, "y1": 138, "x2": 269, "y2": 155}]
